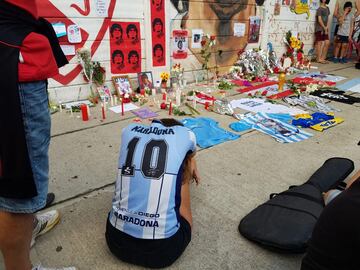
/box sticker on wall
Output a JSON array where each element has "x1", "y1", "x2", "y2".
[
  {"x1": 60, "y1": 45, "x2": 76, "y2": 56},
  {"x1": 96, "y1": 0, "x2": 108, "y2": 17},
  {"x1": 274, "y1": 0, "x2": 281, "y2": 15},
  {"x1": 172, "y1": 30, "x2": 188, "y2": 59},
  {"x1": 191, "y1": 29, "x2": 203, "y2": 49},
  {"x1": 248, "y1": 16, "x2": 261, "y2": 43},
  {"x1": 109, "y1": 22, "x2": 141, "y2": 74},
  {"x1": 310, "y1": 0, "x2": 320, "y2": 10},
  {"x1": 67, "y1": 24, "x2": 82, "y2": 43},
  {"x1": 151, "y1": 0, "x2": 166, "y2": 67},
  {"x1": 52, "y1": 22, "x2": 67, "y2": 38},
  {"x1": 290, "y1": 0, "x2": 310, "y2": 19},
  {"x1": 234, "y1": 23, "x2": 246, "y2": 37}
]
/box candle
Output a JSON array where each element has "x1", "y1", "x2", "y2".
[
  {"x1": 169, "y1": 101, "x2": 172, "y2": 115},
  {"x1": 59, "y1": 102, "x2": 62, "y2": 113},
  {"x1": 205, "y1": 102, "x2": 209, "y2": 110},
  {"x1": 86, "y1": 105, "x2": 91, "y2": 116},
  {"x1": 80, "y1": 104, "x2": 89, "y2": 121},
  {"x1": 162, "y1": 92, "x2": 167, "y2": 101},
  {"x1": 175, "y1": 89, "x2": 181, "y2": 106},
  {"x1": 70, "y1": 106, "x2": 73, "y2": 117},
  {"x1": 110, "y1": 95, "x2": 114, "y2": 106},
  {"x1": 192, "y1": 98, "x2": 196, "y2": 109},
  {"x1": 121, "y1": 98, "x2": 125, "y2": 116},
  {"x1": 101, "y1": 102, "x2": 106, "y2": 119},
  {"x1": 152, "y1": 88, "x2": 156, "y2": 96},
  {"x1": 113, "y1": 95, "x2": 118, "y2": 105}
]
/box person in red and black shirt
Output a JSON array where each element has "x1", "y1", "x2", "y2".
[{"x1": 0, "y1": 1, "x2": 74, "y2": 270}]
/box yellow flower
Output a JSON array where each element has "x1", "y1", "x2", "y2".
[{"x1": 160, "y1": 72, "x2": 169, "y2": 81}]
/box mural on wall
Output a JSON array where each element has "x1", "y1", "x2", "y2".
[
  {"x1": 290, "y1": 0, "x2": 310, "y2": 18},
  {"x1": 38, "y1": 0, "x2": 117, "y2": 85},
  {"x1": 109, "y1": 22, "x2": 142, "y2": 74},
  {"x1": 151, "y1": 0, "x2": 166, "y2": 66},
  {"x1": 170, "y1": 0, "x2": 255, "y2": 71}
]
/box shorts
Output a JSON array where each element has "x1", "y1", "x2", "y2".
[
  {"x1": 336, "y1": 35, "x2": 349, "y2": 43},
  {"x1": 0, "y1": 81, "x2": 50, "y2": 213},
  {"x1": 106, "y1": 215, "x2": 192, "y2": 268},
  {"x1": 315, "y1": 31, "x2": 329, "y2": 42}
]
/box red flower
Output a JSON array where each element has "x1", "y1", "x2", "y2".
[
  {"x1": 160, "y1": 102, "x2": 167, "y2": 110},
  {"x1": 201, "y1": 40, "x2": 206, "y2": 47},
  {"x1": 210, "y1": 35, "x2": 216, "y2": 41}
]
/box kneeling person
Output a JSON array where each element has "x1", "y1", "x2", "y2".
[{"x1": 106, "y1": 119, "x2": 200, "y2": 268}]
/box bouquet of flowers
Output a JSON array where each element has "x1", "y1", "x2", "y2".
[
  {"x1": 200, "y1": 34, "x2": 217, "y2": 81},
  {"x1": 160, "y1": 72, "x2": 170, "y2": 83},
  {"x1": 76, "y1": 47, "x2": 106, "y2": 86},
  {"x1": 283, "y1": 31, "x2": 304, "y2": 67},
  {"x1": 171, "y1": 63, "x2": 184, "y2": 82}
]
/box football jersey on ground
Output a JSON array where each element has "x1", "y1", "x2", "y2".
[{"x1": 110, "y1": 120, "x2": 196, "y2": 239}]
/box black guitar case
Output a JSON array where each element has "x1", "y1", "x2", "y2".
[{"x1": 239, "y1": 158, "x2": 354, "y2": 253}]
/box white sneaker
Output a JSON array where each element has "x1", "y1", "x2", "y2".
[
  {"x1": 31, "y1": 210, "x2": 61, "y2": 248},
  {"x1": 32, "y1": 265, "x2": 76, "y2": 270}
]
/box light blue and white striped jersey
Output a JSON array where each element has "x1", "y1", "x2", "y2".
[
  {"x1": 242, "y1": 113, "x2": 313, "y2": 143},
  {"x1": 110, "y1": 120, "x2": 196, "y2": 239}
]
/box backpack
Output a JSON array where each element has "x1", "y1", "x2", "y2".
[{"x1": 239, "y1": 158, "x2": 354, "y2": 253}]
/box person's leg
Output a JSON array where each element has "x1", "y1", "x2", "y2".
[
  {"x1": 316, "y1": 41, "x2": 324, "y2": 62},
  {"x1": 346, "y1": 169, "x2": 360, "y2": 188},
  {"x1": 321, "y1": 39, "x2": 330, "y2": 62},
  {"x1": 333, "y1": 42, "x2": 341, "y2": 62},
  {"x1": 340, "y1": 42, "x2": 349, "y2": 61},
  {"x1": 0, "y1": 212, "x2": 33, "y2": 270}
]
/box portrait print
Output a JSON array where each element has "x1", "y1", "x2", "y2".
[
  {"x1": 113, "y1": 75, "x2": 133, "y2": 96},
  {"x1": 152, "y1": 18, "x2": 164, "y2": 38},
  {"x1": 137, "y1": 72, "x2": 154, "y2": 90}
]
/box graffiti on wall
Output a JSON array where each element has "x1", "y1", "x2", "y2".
[
  {"x1": 38, "y1": 0, "x2": 117, "y2": 85},
  {"x1": 170, "y1": 0, "x2": 255, "y2": 70}
]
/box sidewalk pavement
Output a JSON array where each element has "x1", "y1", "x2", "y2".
[{"x1": 1, "y1": 62, "x2": 360, "y2": 270}]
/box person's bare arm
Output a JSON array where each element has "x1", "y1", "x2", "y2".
[
  {"x1": 189, "y1": 155, "x2": 200, "y2": 185},
  {"x1": 318, "y1": 15, "x2": 328, "y2": 33},
  {"x1": 334, "y1": 1, "x2": 340, "y2": 19},
  {"x1": 349, "y1": 17, "x2": 355, "y2": 40},
  {"x1": 346, "y1": 170, "x2": 360, "y2": 188},
  {"x1": 356, "y1": 0, "x2": 360, "y2": 16}
]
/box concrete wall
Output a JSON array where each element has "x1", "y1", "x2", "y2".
[{"x1": 38, "y1": 0, "x2": 333, "y2": 103}]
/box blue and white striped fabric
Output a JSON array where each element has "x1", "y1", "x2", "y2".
[
  {"x1": 242, "y1": 113, "x2": 312, "y2": 143},
  {"x1": 109, "y1": 120, "x2": 196, "y2": 239}
]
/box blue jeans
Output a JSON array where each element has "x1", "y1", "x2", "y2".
[{"x1": 0, "y1": 81, "x2": 50, "y2": 213}]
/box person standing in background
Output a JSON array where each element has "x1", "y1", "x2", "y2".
[
  {"x1": 333, "y1": 2, "x2": 355, "y2": 63},
  {"x1": 315, "y1": 0, "x2": 331, "y2": 63},
  {"x1": 332, "y1": 0, "x2": 359, "y2": 59},
  {"x1": 0, "y1": 1, "x2": 75, "y2": 269}
]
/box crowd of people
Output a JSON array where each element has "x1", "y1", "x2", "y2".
[
  {"x1": 315, "y1": 0, "x2": 360, "y2": 64},
  {"x1": 0, "y1": 1, "x2": 359, "y2": 270}
]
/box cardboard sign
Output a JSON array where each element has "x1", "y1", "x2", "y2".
[
  {"x1": 172, "y1": 30, "x2": 188, "y2": 59},
  {"x1": 67, "y1": 24, "x2": 82, "y2": 43}
]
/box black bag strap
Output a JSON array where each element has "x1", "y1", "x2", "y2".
[{"x1": 280, "y1": 191, "x2": 324, "y2": 206}]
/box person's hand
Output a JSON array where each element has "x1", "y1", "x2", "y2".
[{"x1": 190, "y1": 158, "x2": 200, "y2": 185}]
